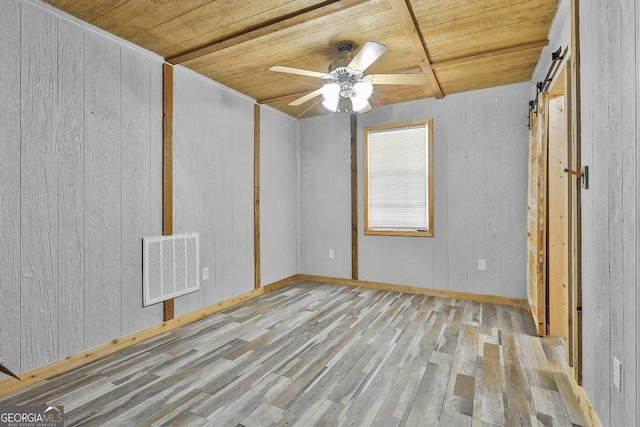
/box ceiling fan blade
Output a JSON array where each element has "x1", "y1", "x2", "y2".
[
  {"x1": 348, "y1": 41, "x2": 388, "y2": 72},
  {"x1": 369, "y1": 73, "x2": 429, "y2": 85},
  {"x1": 270, "y1": 66, "x2": 330, "y2": 79},
  {"x1": 289, "y1": 88, "x2": 323, "y2": 106}
]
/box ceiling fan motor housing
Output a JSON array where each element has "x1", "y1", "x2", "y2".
[{"x1": 328, "y1": 43, "x2": 353, "y2": 72}]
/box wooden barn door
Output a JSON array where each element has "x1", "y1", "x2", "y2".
[{"x1": 527, "y1": 92, "x2": 548, "y2": 336}]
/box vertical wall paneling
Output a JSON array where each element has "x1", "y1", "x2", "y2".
[
  {"x1": 254, "y1": 104, "x2": 261, "y2": 288},
  {"x1": 636, "y1": 2, "x2": 640, "y2": 424},
  {"x1": 5, "y1": 0, "x2": 167, "y2": 377},
  {"x1": 300, "y1": 114, "x2": 352, "y2": 279},
  {"x1": 483, "y1": 91, "x2": 502, "y2": 297},
  {"x1": 578, "y1": 0, "x2": 595, "y2": 398},
  {"x1": 20, "y1": 4, "x2": 58, "y2": 371},
  {"x1": 213, "y1": 88, "x2": 234, "y2": 301},
  {"x1": 636, "y1": 0, "x2": 640, "y2": 422},
  {"x1": 605, "y1": 3, "x2": 624, "y2": 421},
  {"x1": 619, "y1": 1, "x2": 637, "y2": 425},
  {"x1": 0, "y1": 0, "x2": 22, "y2": 373},
  {"x1": 259, "y1": 106, "x2": 299, "y2": 286},
  {"x1": 445, "y1": 99, "x2": 469, "y2": 292},
  {"x1": 201, "y1": 82, "x2": 218, "y2": 306},
  {"x1": 466, "y1": 93, "x2": 487, "y2": 294},
  {"x1": 56, "y1": 19, "x2": 85, "y2": 357},
  {"x1": 432, "y1": 101, "x2": 449, "y2": 291},
  {"x1": 498, "y1": 89, "x2": 528, "y2": 297},
  {"x1": 590, "y1": 1, "x2": 612, "y2": 420},
  {"x1": 169, "y1": 68, "x2": 256, "y2": 308},
  {"x1": 232, "y1": 97, "x2": 255, "y2": 297},
  {"x1": 302, "y1": 84, "x2": 529, "y2": 299},
  {"x1": 172, "y1": 68, "x2": 204, "y2": 317},
  {"x1": 121, "y1": 49, "x2": 153, "y2": 335},
  {"x1": 83, "y1": 30, "x2": 122, "y2": 349},
  {"x1": 579, "y1": 0, "x2": 638, "y2": 424}
]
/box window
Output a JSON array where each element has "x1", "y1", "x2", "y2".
[{"x1": 364, "y1": 119, "x2": 433, "y2": 237}]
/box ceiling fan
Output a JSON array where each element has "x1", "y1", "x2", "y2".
[{"x1": 270, "y1": 41, "x2": 428, "y2": 113}]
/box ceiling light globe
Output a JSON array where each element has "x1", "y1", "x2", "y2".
[
  {"x1": 322, "y1": 97, "x2": 339, "y2": 112},
  {"x1": 351, "y1": 95, "x2": 369, "y2": 112},
  {"x1": 322, "y1": 83, "x2": 340, "y2": 101},
  {"x1": 354, "y1": 81, "x2": 373, "y2": 99}
]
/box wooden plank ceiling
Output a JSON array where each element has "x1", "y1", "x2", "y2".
[{"x1": 44, "y1": 0, "x2": 559, "y2": 118}]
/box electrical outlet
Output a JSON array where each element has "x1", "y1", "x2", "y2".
[
  {"x1": 613, "y1": 357, "x2": 621, "y2": 390},
  {"x1": 329, "y1": 249, "x2": 335, "y2": 259},
  {"x1": 202, "y1": 267, "x2": 209, "y2": 281},
  {"x1": 478, "y1": 259, "x2": 487, "y2": 271}
]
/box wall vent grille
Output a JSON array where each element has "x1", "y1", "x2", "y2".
[{"x1": 143, "y1": 233, "x2": 200, "y2": 306}]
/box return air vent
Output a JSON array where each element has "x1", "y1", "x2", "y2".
[{"x1": 143, "y1": 233, "x2": 200, "y2": 306}]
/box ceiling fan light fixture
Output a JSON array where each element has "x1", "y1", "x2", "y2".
[
  {"x1": 322, "y1": 82, "x2": 340, "y2": 112},
  {"x1": 354, "y1": 80, "x2": 373, "y2": 100},
  {"x1": 322, "y1": 96, "x2": 339, "y2": 112},
  {"x1": 322, "y1": 83, "x2": 340, "y2": 101},
  {"x1": 351, "y1": 94, "x2": 369, "y2": 112}
]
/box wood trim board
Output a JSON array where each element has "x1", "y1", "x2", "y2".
[
  {"x1": 254, "y1": 103, "x2": 261, "y2": 289},
  {"x1": 162, "y1": 63, "x2": 174, "y2": 321},
  {"x1": 162, "y1": 63, "x2": 173, "y2": 236},
  {"x1": 298, "y1": 274, "x2": 530, "y2": 310},
  {"x1": 566, "y1": 363, "x2": 602, "y2": 427},
  {"x1": 569, "y1": 0, "x2": 583, "y2": 386},
  {"x1": 387, "y1": 0, "x2": 443, "y2": 98},
  {"x1": 350, "y1": 113, "x2": 358, "y2": 280}
]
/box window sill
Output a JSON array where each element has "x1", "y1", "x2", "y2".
[{"x1": 364, "y1": 229, "x2": 433, "y2": 237}]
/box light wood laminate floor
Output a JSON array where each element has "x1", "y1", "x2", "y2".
[{"x1": 0, "y1": 281, "x2": 587, "y2": 426}]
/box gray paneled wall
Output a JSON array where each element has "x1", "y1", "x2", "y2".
[
  {"x1": 299, "y1": 114, "x2": 353, "y2": 279},
  {"x1": 171, "y1": 67, "x2": 256, "y2": 317},
  {"x1": 0, "y1": 0, "x2": 22, "y2": 379},
  {"x1": 580, "y1": 1, "x2": 638, "y2": 426},
  {"x1": 0, "y1": 0, "x2": 164, "y2": 373},
  {"x1": 0, "y1": 0, "x2": 271, "y2": 376},
  {"x1": 259, "y1": 106, "x2": 299, "y2": 285},
  {"x1": 299, "y1": 83, "x2": 529, "y2": 299}
]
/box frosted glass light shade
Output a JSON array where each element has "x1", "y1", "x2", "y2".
[
  {"x1": 322, "y1": 97, "x2": 339, "y2": 112},
  {"x1": 354, "y1": 81, "x2": 373, "y2": 99},
  {"x1": 351, "y1": 95, "x2": 369, "y2": 112}
]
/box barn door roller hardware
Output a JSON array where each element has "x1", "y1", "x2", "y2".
[
  {"x1": 564, "y1": 166, "x2": 589, "y2": 190},
  {"x1": 527, "y1": 46, "x2": 566, "y2": 127}
]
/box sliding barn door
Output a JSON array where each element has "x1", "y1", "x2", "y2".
[{"x1": 527, "y1": 92, "x2": 548, "y2": 336}]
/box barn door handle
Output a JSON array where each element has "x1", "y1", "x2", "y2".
[
  {"x1": 564, "y1": 166, "x2": 589, "y2": 190},
  {"x1": 563, "y1": 168, "x2": 583, "y2": 177}
]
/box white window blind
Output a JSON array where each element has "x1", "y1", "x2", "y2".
[{"x1": 367, "y1": 123, "x2": 429, "y2": 231}]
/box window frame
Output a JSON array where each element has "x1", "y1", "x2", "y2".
[{"x1": 364, "y1": 118, "x2": 434, "y2": 237}]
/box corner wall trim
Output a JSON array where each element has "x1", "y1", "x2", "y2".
[
  {"x1": 0, "y1": 276, "x2": 300, "y2": 397},
  {"x1": 254, "y1": 103, "x2": 261, "y2": 289},
  {"x1": 298, "y1": 274, "x2": 530, "y2": 310}
]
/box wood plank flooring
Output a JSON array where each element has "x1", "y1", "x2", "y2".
[{"x1": 0, "y1": 281, "x2": 588, "y2": 426}]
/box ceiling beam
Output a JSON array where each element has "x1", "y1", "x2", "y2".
[
  {"x1": 387, "y1": 0, "x2": 444, "y2": 99},
  {"x1": 431, "y1": 40, "x2": 549, "y2": 70},
  {"x1": 167, "y1": 0, "x2": 369, "y2": 65}
]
